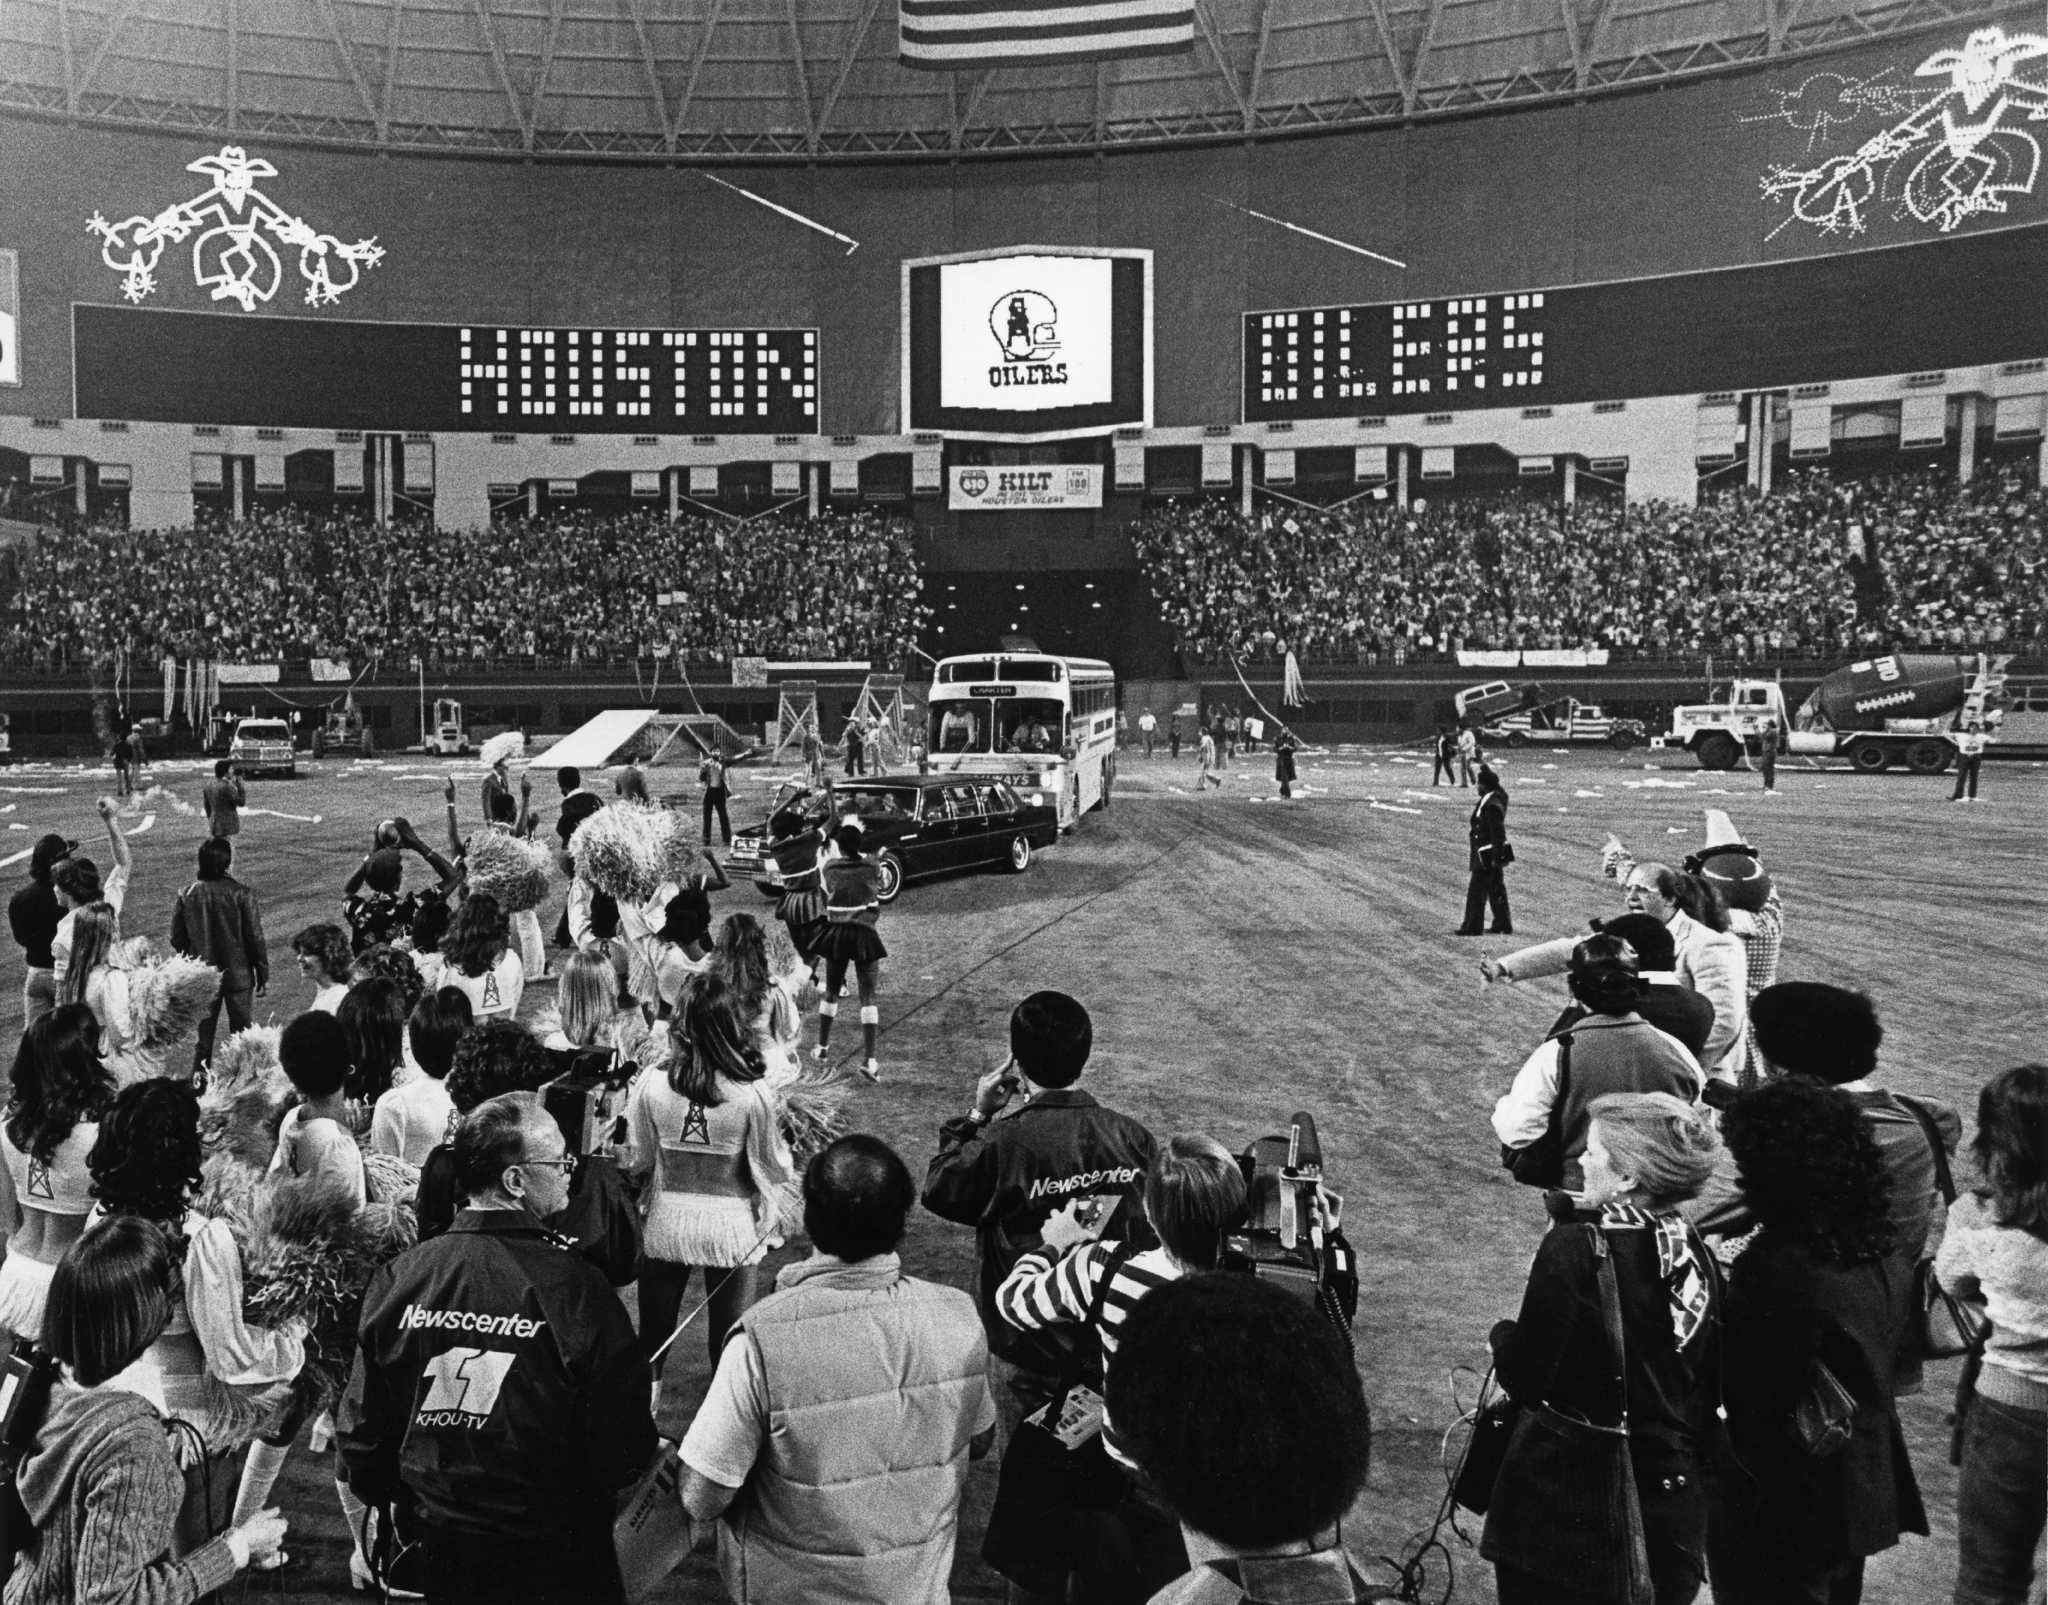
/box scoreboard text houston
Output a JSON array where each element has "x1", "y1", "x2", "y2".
[{"x1": 73, "y1": 306, "x2": 819, "y2": 435}]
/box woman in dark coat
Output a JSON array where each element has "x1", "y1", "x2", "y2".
[
  {"x1": 1484, "y1": 1092, "x2": 1725, "y2": 1605},
  {"x1": 1708, "y1": 1076, "x2": 1927, "y2": 1603},
  {"x1": 1273, "y1": 731, "x2": 1299, "y2": 799}
]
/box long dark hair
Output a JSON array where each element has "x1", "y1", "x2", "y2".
[
  {"x1": 1658, "y1": 867, "x2": 1731, "y2": 933},
  {"x1": 5, "y1": 1005, "x2": 116, "y2": 1166},
  {"x1": 709, "y1": 913, "x2": 772, "y2": 1025},
  {"x1": 666, "y1": 972, "x2": 766, "y2": 1105},
  {"x1": 444, "y1": 892, "x2": 510, "y2": 980},
  {"x1": 338, "y1": 977, "x2": 409, "y2": 1104},
  {"x1": 1971, "y1": 1064, "x2": 2048, "y2": 1234},
  {"x1": 1723, "y1": 1077, "x2": 1895, "y2": 1265},
  {"x1": 88, "y1": 1079, "x2": 205, "y2": 1258}
]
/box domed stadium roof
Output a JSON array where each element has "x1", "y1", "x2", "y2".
[{"x1": 0, "y1": 0, "x2": 2015, "y2": 161}]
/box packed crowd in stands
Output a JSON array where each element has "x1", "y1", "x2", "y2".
[
  {"x1": 7, "y1": 464, "x2": 2045, "y2": 681},
  {"x1": 0, "y1": 507, "x2": 930, "y2": 671},
  {"x1": 0, "y1": 770, "x2": 2035, "y2": 1605},
  {"x1": 1132, "y1": 466, "x2": 2048, "y2": 663}
]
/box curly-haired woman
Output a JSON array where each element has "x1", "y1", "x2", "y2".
[
  {"x1": 0, "y1": 1006, "x2": 116, "y2": 1343},
  {"x1": 621, "y1": 972, "x2": 790, "y2": 1404},
  {"x1": 1709, "y1": 1076, "x2": 1926, "y2": 1602},
  {"x1": 439, "y1": 892, "x2": 524, "y2": 1021},
  {"x1": 289, "y1": 923, "x2": 353, "y2": 1015},
  {"x1": 86, "y1": 1079, "x2": 306, "y2": 1565},
  {"x1": 1937, "y1": 1063, "x2": 2048, "y2": 1605}
]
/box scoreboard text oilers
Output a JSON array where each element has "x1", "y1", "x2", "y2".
[{"x1": 1245, "y1": 293, "x2": 1554, "y2": 420}]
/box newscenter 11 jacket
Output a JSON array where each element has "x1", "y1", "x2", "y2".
[
  {"x1": 338, "y1": 1207, "x2": 655, "y2": 1550},
  {"x1": 922, "y1": 1087, "x2": 1159, "y2": 1374}
]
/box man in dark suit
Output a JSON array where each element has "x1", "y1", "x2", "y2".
[
  {"x1": 554, "y1": 766, "x2": 602, "y2": 849},
  {"x1": 1457, "y1": 765, "x2": 1512, "y2": 935}
]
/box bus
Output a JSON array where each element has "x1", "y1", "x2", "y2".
[{"x1": 924, "y1": 652, "x2": 1117, "y2": 829}]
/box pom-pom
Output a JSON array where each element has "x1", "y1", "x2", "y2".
[
  {"x1": 777, "y1": 1082, "x2": 848, "y2": 1170},
  {"x1": 570, "y1": 801, "x2": 681, "y2": 906},
  {"x1": 463, "y1": 829, "x2": 554, "y2": 913},
  {"x1": 479, "y1": 730, "x2": 526, "y2": 769},
  {"x1": 128, "y1": 954, "x2": 223, "y2": 1049}
]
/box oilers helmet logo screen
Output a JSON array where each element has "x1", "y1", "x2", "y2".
[
  {"x1": 991, "y1": 290, "x2": 1060, "y2": 365},
  {"x1": 936, "y1": 253, "x2": 1113, "y2": 412}
]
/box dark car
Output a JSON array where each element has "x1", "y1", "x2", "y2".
[{"x1": 725, "y1": 774, "x2": 1058, "y2": 903}]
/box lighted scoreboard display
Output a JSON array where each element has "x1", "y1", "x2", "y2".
[
  {"x1": 458, "y1": 325, "x2": 817, "y2": 427},
  {"x1": 1244, "y1": 293, "x2": 1554, "y2": 420},
  {"x1": 1241, "y1": 226, "x2": 2048, "y2": 422},
  {"x1": 72, "y1": 305, "x2": 820, "y2": 434}
]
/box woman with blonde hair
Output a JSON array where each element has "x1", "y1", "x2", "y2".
[
  {"x1": 56, "y1": 902, "x2": 127, "y2": 1046},
  {"x1": 1484, "y1": 1092, "x2": 1724, "y2": 1605},
  {"x1": 620, "y1": 972, "x2": 791, "y2": 1405}
]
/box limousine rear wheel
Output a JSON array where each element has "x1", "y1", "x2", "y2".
[
  {"x1": 874, "y1": 851, "x2": 904, "y2": 904},
  {"x1": 1008, "y1": 834, "x2": 1033, "y2": 873}
]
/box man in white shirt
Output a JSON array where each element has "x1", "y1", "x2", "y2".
[{"x1": 1950, "y1": 721, "x2": 1987, "y2": 802}]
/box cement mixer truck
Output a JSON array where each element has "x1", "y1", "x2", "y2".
[{"x1": 1658, "y1": 654, "x2": 2010, "y2": 774}]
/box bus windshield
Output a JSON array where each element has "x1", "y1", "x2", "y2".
[{"x1": 930, "y1": 696, "x2": 1064, "y2": 756}]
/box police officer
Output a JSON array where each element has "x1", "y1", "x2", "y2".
[
  {"x1": 340, "y1": 1092, "x2": 653, "y2": 1604},
  {"x1": 1457, "y1": 765, "x2": 1513, "y2": 936}
]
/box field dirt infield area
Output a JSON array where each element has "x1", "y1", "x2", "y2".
[{"x1": 4, "y1": 741, "x2": 2040, "y2": 1604}]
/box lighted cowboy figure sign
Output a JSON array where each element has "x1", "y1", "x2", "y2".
[
  {"x1": 1758, "y1": 25, "x2": 2048, "y2": 238},
  {"x1": 87, "y1": 145, "x2": 385, "y2": 310}
]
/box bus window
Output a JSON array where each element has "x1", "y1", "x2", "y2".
[
  {"x1": 932, "y1": 701, "x2": 991, "y2": 754},
  {"x1": 1001, "y1": 699, "x2": 1063, "y2": 754}
]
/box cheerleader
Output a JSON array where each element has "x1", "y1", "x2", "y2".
[
  {"x1": 621, "y1": 973, "x2": 791, "y2": 1399},
  {"x1": 812, "y1": 824, "x2": 885, "y2": 1084},
  {"x1": 773, "y1": 841, "x2": 829, "y2": 987}
]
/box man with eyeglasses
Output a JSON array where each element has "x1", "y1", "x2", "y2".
[{"x1": 341, "y1": 1091, "x2": 653, "y2": 1603}]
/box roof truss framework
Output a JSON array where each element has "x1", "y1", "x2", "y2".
[{"x1": 0, "y1": 0, "x2": 2017, "y2": 161}]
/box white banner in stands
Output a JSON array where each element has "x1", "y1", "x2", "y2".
[
  {"x1": 630, "y1": 470, "x2": 662, "y2": 497},
  {"x1": 688, "y1": 465, "x2": 719, "y2": 495},
  {"x1": 770, "y1": 461, "x2": 801, "y2": 495},
  {"x1": 948, "y1": 464, "x2": 1102, "y2": 510},
  {"x1": 0, "y1": 250, "x2": 18, "y2": 386},
  {"x1": 1456, "y1": 649, "x2": 1612, "y2": 668},
  {"x1": 1264, "y1": 448, "x2": 1295, "y2": 485},
  {"x1": 333, "y1": 445, "x2": 365, "y2": 492},
  {"x1": 29, "y1": 455, "x2": 63, "y2": 484},
  {"x1": 829, "y1": 459, "x2": 859, "y2": 494},
  {"x1": 255, "y1": 453, "x2": 286, "y2": 491},
  {"x1": 216, "y1": 664, "x2": 280, "y2": 684},
  {"x1": 309, "y1": 659, "x2": 352, "y2": 682},
  {"x1": 402, "y1": 441, "x2": 435, "y2": 494}
]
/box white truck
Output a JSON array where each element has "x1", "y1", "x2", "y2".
[
  {"x1": 1658, "y1": 653, "x2": 2009, "y2": 774},
  {"x1": 1486, "y1": 697, "x2": 1647, "y2": 750}
]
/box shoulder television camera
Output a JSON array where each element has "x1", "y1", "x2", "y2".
[{"x1": 1224, "y1": 1111, "x2": 1358, "y2": 1347}]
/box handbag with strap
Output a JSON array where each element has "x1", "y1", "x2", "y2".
[
  {"x1": 982, "y1": 1242, "x2": 1139, "y2": 1598},
  {"x1": 1478, "y1": 1227, "x2": 1655, "y2": 1605},
  {"x1": 1504, "y1": 1035, "x2": 1573, "y2": 1191},
  {"x1": 1791, "y1": 1356, "x2": 1858, "y2": 1457},
  {"x1": 1895, "y1": 1095, "x2": 1990, "y2": 1359}
]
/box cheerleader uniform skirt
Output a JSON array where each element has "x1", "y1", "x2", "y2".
[
  {"x1": 775, "y1": 888, "x2": 827, "y2": 961},
  {"x1": 811, "y1": 922, "x2": 887, "y2": 967}
]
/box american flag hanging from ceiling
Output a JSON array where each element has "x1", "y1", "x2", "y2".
[{"x1": 899, "y1": 0, "x2": 1195, "y2": 70}]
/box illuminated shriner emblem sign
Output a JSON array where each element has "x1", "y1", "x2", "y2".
[{"x1": 87, "y1": 145, "x2": 384, "y2": 310}]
